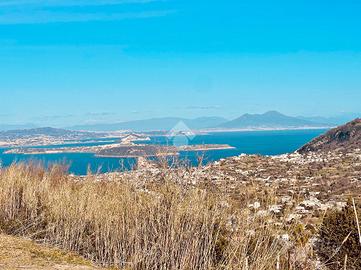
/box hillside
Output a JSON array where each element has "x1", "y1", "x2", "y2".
[
  {"x1": 0, "y1": 127, "x2": 102, "y2": 140},
  {"x1": 298, "y1": 118, "x2": 361, "y2": 153},
  {"x1": 0, "y1": 124, "x2": 37, "y2": 131},
  {"x1": 0, "y1": 127, "x2": 110, "y2": 147},
  {"x1": 1, "y1": 145, "x2": 361, "y2": 269}
]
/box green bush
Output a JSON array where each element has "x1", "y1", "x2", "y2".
[{"x1": 316, "y1": 199, "x2": 361, "y2": 269}]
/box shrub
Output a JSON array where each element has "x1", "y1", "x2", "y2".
[
  {"x1": 315, "y1": 199, "x2": 361, "y2": 270},
  {"x1": 290, "y1": 223, "x2": 312, "y2": 247}
]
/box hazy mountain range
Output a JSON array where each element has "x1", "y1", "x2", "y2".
[
  {"x1": 0, "y1": 124, "x2": 37, "y2": 131},
  {"x1": 68, "y1": 117, "x2": 228, "y2": 132},
  {"x1": 297, "y1": 113, "x2": 361, "y2": 126},
  {"x1": 1, "y1": 111, "x2": 359, "y2": 132},
  {"x1": 67, "y1": 111, "x2": 334, "y2": 132}
]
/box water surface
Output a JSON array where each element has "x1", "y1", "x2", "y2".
[{"x1": 0, "y1": 129, "x2": 326, "y2": 175}]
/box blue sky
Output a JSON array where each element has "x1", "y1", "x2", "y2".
[{"x1": 1, "y1": 0, "x2": 361, "y2": 126}]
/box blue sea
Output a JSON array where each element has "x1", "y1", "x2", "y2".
[{"x1": 0, "y1": 129, "x2": 327, "y2": 175}]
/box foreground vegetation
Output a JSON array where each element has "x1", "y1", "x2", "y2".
[
  {"x1": 0, "y1": 163, "x2": 290, "y2": 269},
  {"x1": 0, "y1": 161, "x2": 360, "y2": 269}
]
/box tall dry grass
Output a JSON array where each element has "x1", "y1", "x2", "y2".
[{"x1": 0, "y1": 163, "x2": 290, "y2": 270}]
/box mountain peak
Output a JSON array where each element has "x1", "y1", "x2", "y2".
[
  {"x1": 263, "y1": 110, "x2": 284, "y2": 116},
  {"x1": 218, "y1": 111, "x2": 327, "y2": 129}
]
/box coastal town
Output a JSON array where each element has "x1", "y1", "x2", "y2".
[{"x1": 0, "y1": 127, "x2": 234, "y2": 158}]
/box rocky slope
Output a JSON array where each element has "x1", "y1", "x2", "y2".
[
  {"x1": 95, "y1": 147, "x2": 361, "y2": 224},
  {"x1": 298, "y1": 118, "x2": 361, "y2": 153}
]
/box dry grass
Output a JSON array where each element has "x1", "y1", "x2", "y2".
[
  {"x1": 0, "y1": 163, "x2": 300, "y2": 269},
  {"x1": 0, "y1": 233, "x2": 106, "y2": 270}
]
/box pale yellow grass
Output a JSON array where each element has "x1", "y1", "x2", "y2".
[
  {"x1": 0, "y1": 164, "x2": 290, "y2": 269},
  {"x1": 0, "y1": 233, "x2": 108, "y2": 270}
]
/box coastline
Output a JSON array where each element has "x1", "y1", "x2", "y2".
[
  {"x1": 200, "y1": 126, "x2": 332, "y2": 133},
  {"x1": 147, "y1": 126, "x2": 332, "y2": 137},
  {"x1": 179, "y1": 145, "x2": 236, "y2": 151},
  {"x1": 3, "y1": 143, "x2": 235, "y2": 157},
  {"x1": 95, "y1": 152, "x2": 179, "y2": 158}
]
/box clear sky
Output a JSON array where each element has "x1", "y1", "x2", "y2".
[{"x1": 1, "y1": 0, "x2": 361, "y2": 126}]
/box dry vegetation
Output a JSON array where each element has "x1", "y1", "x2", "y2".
[
  {"x1": 1, "y1": 149, "x2": 361, "y2": 269},
  {"x1": 0, "y1": 163, "x2": 298, "y2": 270},
  {"x1": 316, "y1": 199, "x2": 361, "y2": 270}
]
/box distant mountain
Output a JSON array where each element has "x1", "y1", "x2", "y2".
[
  {"x1": 0, "y1": 127, "x2": 101, "y2": 140},
  {"x1": 216, "y1": 111, "x2": 329, "y2": 129},
  {"x1": 0, "y1": 124, "x2": 37, "y2": 131},
  {"x1": 68, "y1": 117, "x2": 228, "y2": 132},
  {"x1": 298, "y1": 113, "x2": 361, "y2": 126},
  {"x1": 298, "y1": 118, "x2": 361, "y2": 153},
  {"x1": 68, "y1": 112, "x2": 334, "y2": 132},
  {"x1": 186, "y1": 117, "x2": 228, "y2": 129}
]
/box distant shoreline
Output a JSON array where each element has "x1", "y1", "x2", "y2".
[
  {"x1": 199, "y1": 126, "x2": 332, "y2": 133},
  {"x1": 95, "y1": 153, "x2": 179, "y2": 158},
  {"x1": 3, "y1": 143, "x2": 235, "y2": 158},
  {"x1": 146, "y1": 126, "x2": 332, "y2": 137}
]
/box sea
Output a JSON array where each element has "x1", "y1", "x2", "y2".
[{"x1": 0, "y1": 129, "x2": 327, "y2": 175}]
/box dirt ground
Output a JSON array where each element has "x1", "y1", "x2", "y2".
[{"x1": 0, "y1": 234, "x2": 108, "y2": 270}]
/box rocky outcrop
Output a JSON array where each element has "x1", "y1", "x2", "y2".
[{"x1": 298, "y1": 118, "x2": 361, "y2": 153}]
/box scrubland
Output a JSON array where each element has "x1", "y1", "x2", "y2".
[{"x1": 0, "y1": 151, "x2": 360, "y2": 269}]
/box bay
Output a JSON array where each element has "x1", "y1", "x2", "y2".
[{"x1": 0, "y1": 129, "x2": 327, "y2": 175}]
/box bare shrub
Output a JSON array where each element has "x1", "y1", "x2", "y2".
[{"x1": 315, "y1": 199, "x2": 361, "y2": 270}]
